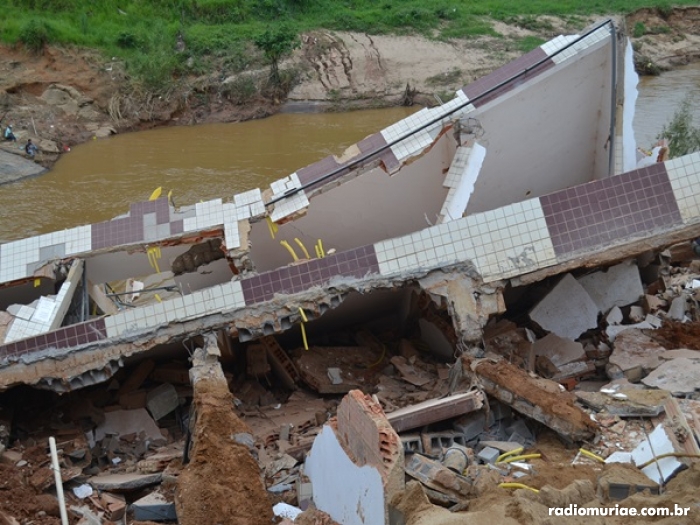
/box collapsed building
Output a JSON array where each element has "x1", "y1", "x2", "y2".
[{"x1": 0, "y1": 19, "x2": 699, "y2": 524}]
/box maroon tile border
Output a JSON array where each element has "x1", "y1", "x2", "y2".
[
  {"x1": 295, "y1": 133, "x2": 394, "y2": 193},
  {"x1": 540, "y1": 163, "x2": 682, "y2": 257},
  {"x1": 461, "y1": 48, "x2": 554, "y2": 108},
  {"x1": 91, "y1": 197, "x2": 183, "y2": 250},
  {"x1": 241, "y1": 245, "x2": 380, "y2": 305},
  {"x1": 0, "y1": 318, "x2": 108, "y2": 361}
]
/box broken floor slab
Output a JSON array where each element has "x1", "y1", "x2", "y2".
[
  {"x1": 641, "y1": 357, "x2": 700, "y2": 395},
  {"x1": 577, "y1": 261, "x2": 644, "y2": 313},
  {"x1": 532, "y1": 333, "x2": 586, "y2": 368},
  {"x1": 576, "y1": 389, "x2": 670, "y2": 417},
  {"x1": 529, "y1": 274, "x2": 599, "y2": 340},
  {"x1": 607, "y1": 329, "x2": 667, "y2": 381}
]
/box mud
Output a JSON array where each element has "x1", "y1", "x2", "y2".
[{"x1": 175, "y1": 378, "x2": 273, "y2": 525}]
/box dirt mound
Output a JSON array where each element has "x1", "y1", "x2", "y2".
[{"x1": 175, "y1": 377, "x2": 273, "y2": 525}]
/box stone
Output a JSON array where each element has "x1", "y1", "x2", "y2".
[
  {"x1": 95, "y1": 408, "x2": 163, "y2": 442},
  {"x1": 452, "y1": 409, "x2": 493, "y2": 442},
  {"x1": 146, "y1": 383, "x2": 179, "y2": 420},
  {"x1": 643, "y1": 294, "x2": 666, "y2": 313},
  {"x1": 532, "y1": 333, "x2": 586, "y2": 367},
  {"x1": 88, "y1": 472, "x2": 162, "y2": 491},
  {"x1": 327, "y1": 367, "x2": 343, "y2": 385},
  {"x1": 628, "y1": 306, "x2": 645, "y2": 323},
  {"x1": 577, "y1": 261, "x2": 644, "y2": 313},
  {"x1": 529, "y1": 274, "x2": 599, "y2": 340},
  {"x1": 641, "y1": 358, "x2": 700, "y2": 395},
  {"x1": 477, "y1": 446, "x2": 500, "y2": 465},
  {"x1": 133, "y1": 491, "x2": 177, "y2": 521},
  {"x1": 667, "y1": 296, "x2": 687, "y2": 321},
  {"x1": 606, "y1": 306, "x2": 623, "y2": 325},
  {"x1": 608, "y1": 329, "x2": 665, "y2": 380}
]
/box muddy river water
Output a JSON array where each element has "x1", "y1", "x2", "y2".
[{"x1": 0, "y1": 63, "x2": 698, "y2": 243}]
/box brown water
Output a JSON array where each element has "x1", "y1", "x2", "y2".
[
  {"x1": 634, "y1": 62, "x2": 700, "y2": 149},
  {"x1": 0, "y1": 107, "x2": 416, "y2": 242},
  {"x1": 1, "y1": 62, "x2": 698, "y2": 243}
]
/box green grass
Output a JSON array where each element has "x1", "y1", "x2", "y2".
[{"x1": 2, "y1": 0, "x2": 696, "y2": 91}]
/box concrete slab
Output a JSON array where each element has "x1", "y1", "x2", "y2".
[
  {"x1": 577, "y1": 261, "x2": 644, "y2": 313},
  {"x1": 94, "y1": 408, "x2": 163, "y2": 442},
  {"x1": 133, "y1": 491, "x2": 177, "y2": 521},
  {"x1": 608, "y1": 329, "x2": 666, "y2": 380},
  {"x1": 533, "y1": 333, "x2": 586, "y2": 367},
  {"x1": 146, "y1": 383, "x2": 179, "y2": 420},
  {"x1": 529, "y1": 274, "x2": 598, "y2": 340},
  {"x1": 641, "y1": 358, "x2": 700, "y2": 395},
  {"x1": 88, "y1": 472, "x2": 162, "y2": 491}
]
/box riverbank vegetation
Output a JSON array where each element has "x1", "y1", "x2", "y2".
[{"x1": 2, "y1": 0, "x2": 696, "y2": 91}]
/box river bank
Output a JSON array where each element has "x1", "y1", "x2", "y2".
[{"x1": 0, "y1": 7, "x2": 699, "y2": 176}]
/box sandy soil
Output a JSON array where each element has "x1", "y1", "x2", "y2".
[
  {"x1": 175, "y1": 378, "x2": 274, "y2": 525},
  {"x1": 0, "y1": 7, "x2": 698, "y2": 173}
]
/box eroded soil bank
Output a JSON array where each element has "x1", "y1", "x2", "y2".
[{"x1": 0, "y1": 7, "x2": 699, "y2": 174}]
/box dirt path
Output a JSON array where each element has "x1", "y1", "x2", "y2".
[{"x1": 0, "y1": 7, "x2": 698, "y2": 175}]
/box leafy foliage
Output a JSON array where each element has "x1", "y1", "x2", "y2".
[
  {"x1": 658, "y1": 96, "x2": 700, "y2": 158},
  {"x1": 253, "y1": 24, "x2": 299, "y2": 86},
  {"x1": 18, "y1": 19, "x2": 56, "y2": 53}
]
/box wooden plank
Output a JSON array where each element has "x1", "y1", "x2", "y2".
[{"x1": 386, "y1": 391, "x2": 483, "y2": 433}]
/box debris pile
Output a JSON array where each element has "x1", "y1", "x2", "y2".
[{"x1": 1, "y1": 245, "x2": 700, "y2": 523}]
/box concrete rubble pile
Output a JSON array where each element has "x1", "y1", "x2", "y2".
[{"x1": 1, "y1": 245, "x2": 700, "y2": 523}]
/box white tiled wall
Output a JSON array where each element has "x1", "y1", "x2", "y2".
[
  {"x1": 375, "y1": 198, "x2": 556, "y2": 283},
  {"x1": 666, "y1": 152, "x2": 700, "y2": 222},
  {"x1": 270, "y1": 173, "x2": 309, "y2": 222},
  {"x1": 103, "y1": 279, "x2": 248, "y2": 339},
  {"x1": 234, "y1": 188, "x2": 266, "y2": 220},
  {"x1": 542, "y1": 25, "x2": 611, "y2": 65}
]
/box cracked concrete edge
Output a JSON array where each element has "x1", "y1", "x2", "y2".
[{"x1": 0, "y1": 261, "x2": 493, "y2": 392}]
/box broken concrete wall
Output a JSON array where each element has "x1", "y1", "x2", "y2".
[
  {"x1": 248, "y1": 132, "x2": 455, "y2": 273},
  {"x1": 306, "y1": 390, "x2": 404, "y2": 525},
  {"x1": 438, "y1": 142, "x2": 486, "y2": 223},
  {"x1": 464, "y1": 32, "x2": 614, "y2": 216}
]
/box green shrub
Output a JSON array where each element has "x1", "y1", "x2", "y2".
[
  {"x1": 116, "y1": 31, "x2": 138, "y2": 48},
  {"x1": 633, "y1": 21, "x2": 646, "y2": 37},
  {"x1": 18, "y1": 18, "x2": 56, "y2": 52},
  {"x1": 657, "y1": 95, "x2": 700, "y2": 158}
]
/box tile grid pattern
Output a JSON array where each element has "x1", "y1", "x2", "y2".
[
  {"x1": 540, "y1": 163, "x2": 682, "y2": 257},
  {"x1": 665, "y1": 152, "x2": 700, "y2": 222},
  {"x1": 240, "y1": 246, "x2": 379, "y2": 305},
  {"x1": 375, "y1": 198, "x2": 556, "y2": 281}
]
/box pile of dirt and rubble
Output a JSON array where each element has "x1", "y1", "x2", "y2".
[{"x1": 2, "y1": 241, "x2": 700, "y2": 523}]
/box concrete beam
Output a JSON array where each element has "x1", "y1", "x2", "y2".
[
  {"x1": 386, "y1": 391, "x2": 484, "y2": 433},
  {"x1": 462, "y1": 355, "x2": 597, "y2": 441}
]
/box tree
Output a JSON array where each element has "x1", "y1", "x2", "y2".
[
  {"x1": 657, "y1": 95, "x2": 700, "y2": 158},
  {"x1": 253, "y1": 25, "x2": 299, "y2": 88}
]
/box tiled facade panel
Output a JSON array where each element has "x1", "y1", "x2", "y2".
[
  {"x1": 0, "y1": 318, "x2": 107, "y2": 360},
  {"x1": 240, "y1": 245, "x2": 380, "y2": 305},
  {"x1": 540, "y1": 163, "x2": 682, "y2": 257},
  {"x1": 461, "y1": 49, "x2": 554, "y2": 108},
  {"x1": 665, "y1": 152, "x2": 700, "y2": 222}
]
